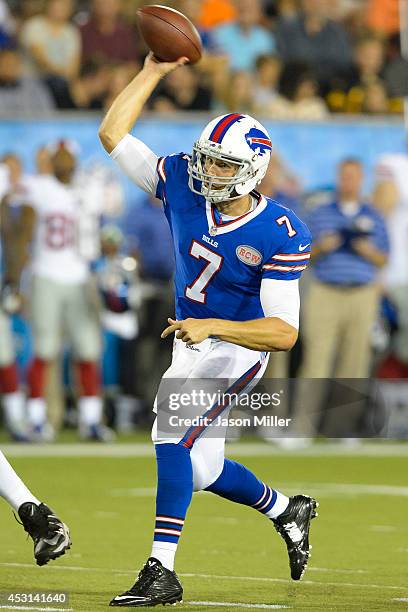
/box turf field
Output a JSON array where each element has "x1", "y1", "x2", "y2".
[{"x1": 0, "y1": 442, "x2": 407, "y2": 611}]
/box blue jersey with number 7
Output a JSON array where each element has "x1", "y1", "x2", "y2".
[{"x1": 156, "y1": 153, "x2": 312, "y2": 322}]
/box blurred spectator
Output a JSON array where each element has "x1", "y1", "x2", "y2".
[
  {"x1": 175, "y1": 0, "x2": 218, "y2": 52},
  {"x1": 96, "y1": 225, "x2": 141, "y2": 432},
  {"x1": 365, "y1": 0, "x2": 400, "y2": 36},
  {"x1": 19, "y1": 0, "x2": 80, "y2": 102},
  {"x1": 197, "y1": 0, "x2": 237, "y2": 30},
  {"x1": 122, "y1": 195, "x2": 175, "y2": 409},
  {"x1": 212, "y1": 0, "x2": 275, "y2": 71},
  {"x1": 0, "y1": 47, "x2": 55, "y2": 114},
  {"x1": 288, "y1": 159, "x2": 389, "y2": 442},
  {"x1": 24, "y1": 143, "x2": 108, "y2": 441},
  {"x1": 53, "y1": 60, "x2": 110, "y2": 109},
  {"x1": 103, "y1": 64, "x2": 132, "y2": 111},
  {"x1": 275, "y1": 0, "x2": 353, "y2": 94},
  {"x1": 264, "y1": 61, "x2": 328, "y2": 119},
  {"x1": 384, "y1": 34, "x2": 408, "y2": 100},
  {"x1": 327, "y1": 35, "x2": 387, "y2": 113},
  {"x1": 253, "y1": 54, "x2": 282, "y2": 109},
  {"x1": 124, "y1": 196, "x2": 175, "y2": 284},
  {"x1": 302, "y1": 158, "x2": 389, "y2": 377},
  {"x1": 151, "y1": 65, "x2": 212, "y2": 112},
  {"x1": 373, "y1": 153, "x2": 408, "y2": 376},
  {"x1": 215, "y1": 70, "x2": 255, "y2": 114},
  {"x1": 257, "y1": 151, "x2": 302, "y2": 382},
  {"x1": 352, "y1": 36, "x2": 385, "y2": 87},
  {"x1": 0, "y1": 154, "x2": 34, "y2": 441},
  {"x1": 79, "y1": 0, "x2": 140, "y2": 68},
  {"x1": 258, "y1": 154, "x2": 302, "y2": 216}
]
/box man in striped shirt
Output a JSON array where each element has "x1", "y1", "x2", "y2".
[{"x1": 290, "y1": 158, "x2": 389, "y2": 442}]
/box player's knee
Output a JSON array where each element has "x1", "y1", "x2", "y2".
[{"x1": 191, "y1": 452, "x2": 223, "y2": 492}]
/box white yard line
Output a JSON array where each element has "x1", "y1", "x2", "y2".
[
  {"x1": 1, "y1": 442, "x2": 408, "y2": 458},
  {"x1": 308, "y1": 567, "x2": 368, "y2": 574},
  {"x1": 188, "y1": 602, "x2": 289, "y2": 609},
  {"x1": 108, "y1": 482, "x2": 408, "y2": 498},
  {"x1": 1, "y1": 563, "x2": 406, "y2": 592},
  {"x1": 369, "y1": 525, "x2": 397, "y2": 532},
  {"x1": 0, "y1": 607, "x2": 72, "y2": 611},
  {"x1": 180, "y1": 572, "x2": 407, "y2": 592},
  {"x1": 284, "y1": 483, "x2": 408, "y2": 497}
]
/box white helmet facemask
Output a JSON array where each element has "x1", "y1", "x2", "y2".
[{"x1": 187, "y1": 114, "x2": 272, "y2": 204}]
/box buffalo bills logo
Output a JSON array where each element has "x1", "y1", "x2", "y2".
[{"x1": 245, "y1": 128, "x2": 272, "y2": 156}]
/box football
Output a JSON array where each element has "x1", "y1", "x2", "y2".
[{"x1": 136, "y1": 5, "x2": 203, "y2": 64}]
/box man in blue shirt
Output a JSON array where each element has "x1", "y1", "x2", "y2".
[
  {"x1": 303, "y1": 157, "x2": 389, "y2": 378},
  {"x1": 212, "y1": 0, "x2": 275, "y2": 71},
  {"x1": 290, "y1": 158, "x2": 389, "y2": 442}
]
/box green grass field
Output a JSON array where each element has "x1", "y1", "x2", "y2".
[{"x1": 1, "y1": 442, "x2": 407, "y2": 611}]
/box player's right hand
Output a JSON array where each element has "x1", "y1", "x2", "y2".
[{"x1": 144, "y1": 51, "x2": 189, "y2": 78}]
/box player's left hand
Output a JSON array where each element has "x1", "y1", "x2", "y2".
[{"x1": 161, "y1": 317, "x2": 214, "y2": 345}]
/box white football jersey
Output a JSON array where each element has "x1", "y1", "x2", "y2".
[
  {"x1": 26, "y1": 174, "x2": 88, "y2": 284},
  {"x1": 375, "y1": 153, "x2": 408, "y2": 287}
]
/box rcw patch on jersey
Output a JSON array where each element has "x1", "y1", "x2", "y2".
[
  {"x1": 245, "y1": 128, "x2": 272, "y2": 156},
  {"x1": 236, "y1": 245, "x2": 262, "y2": 266}
]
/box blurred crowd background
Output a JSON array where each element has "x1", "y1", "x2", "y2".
[
  {"x1": 0, "y1": 0, "x2": 407, "y2": 117},
  {"x1": 0, "y1": 0, "x2": 407, "y2": 443}
]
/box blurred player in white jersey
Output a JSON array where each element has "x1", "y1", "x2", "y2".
[
  {"x1": 0, "y1": 155, "x2": 34, "y2": 440},
  {"x1": 25, "y1": 142, "x2": 108, "y2": 441},
  {"x1": 100, "y1": 53, "x2": 318, "y2": 607},
  {"x1": 0, "y1": 449, "x2": 71, "y2": 565},
  {"x1": 373, "y1": 152, "x2": 408, "y2": 371}
]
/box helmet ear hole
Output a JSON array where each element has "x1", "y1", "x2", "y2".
[{"x1": 234, "y1": 181, "x2": 247, "y2": 195}]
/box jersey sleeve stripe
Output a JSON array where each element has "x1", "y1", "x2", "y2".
[
  {"x1": 262, "y1": 263, "x2": 308, "y2": 272},
  {"x1": 270, "y1": 253, "x2": 311, "y2": 262},
  {"x1": 157, "y1": 156, "x2": 166, "y2": 182}
]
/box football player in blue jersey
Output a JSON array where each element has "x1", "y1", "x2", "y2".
[{"x1": 100, "y1": 53, "x2": 318, "y2": 608}]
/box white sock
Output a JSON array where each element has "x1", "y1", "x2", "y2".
[
  {"x1": 2, "y1": 391, "x2": 26, "y2": 429},
  {"x1": 27, "y1": 397, "x2": 47, "y2": 427},
  {"x1": 0, "y1": 450, "x2": 40, "y2": 510},
  {"x1": 78, "y1": 396, "x2": 103, "y2": 428},
  {"x1": 265, "y1": 490, "x2": 290, "y2": 519},
  {"x1": 151, "y1": 541, "x2": 177, "y2": 571}
]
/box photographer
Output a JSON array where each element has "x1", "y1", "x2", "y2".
[{"x1": 300, "y1": 158, "x2": 389, "y2": 379}]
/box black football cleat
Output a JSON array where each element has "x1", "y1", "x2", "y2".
[
  {"x1": 110, "y1": 557, "x2": 183, "y2": 607},
  {"x1": 273, "y1": 494, "x2": 318, "y2": 580},
  {"x1": 18, "y1": 502, "x2": 71, "y2": 566}
]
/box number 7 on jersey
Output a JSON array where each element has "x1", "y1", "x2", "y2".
[{"x1": 185, "y1": 240, "x2": 223, "y2": 304}]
